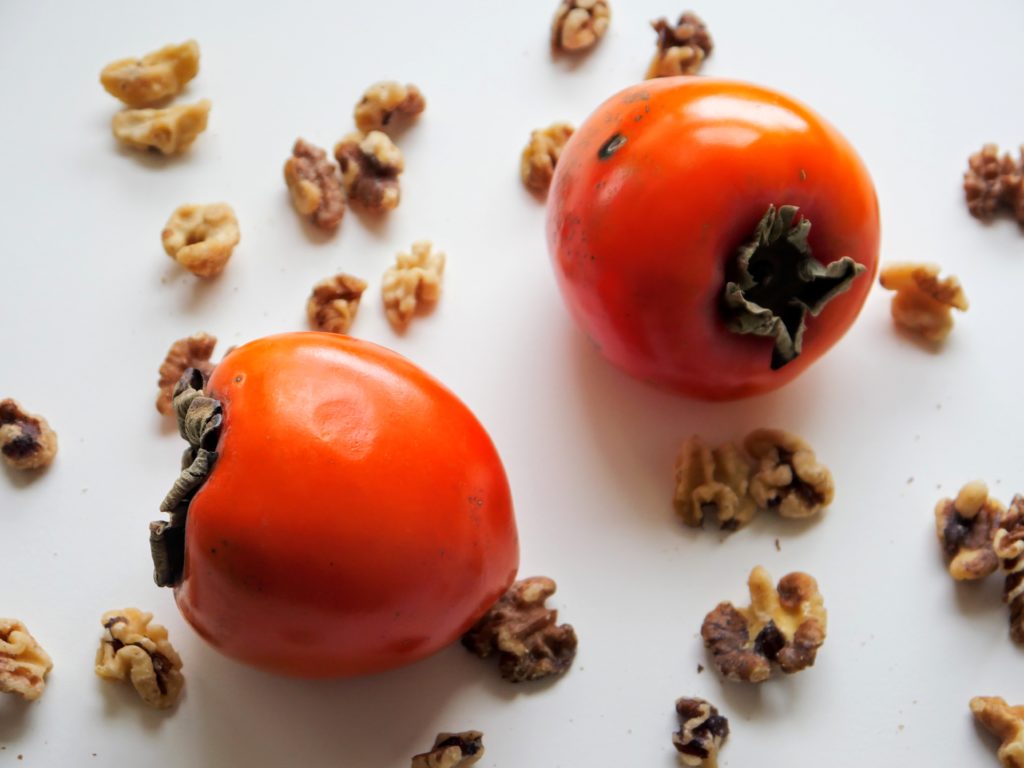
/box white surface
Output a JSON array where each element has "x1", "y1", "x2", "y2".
[{"x1": 2, "y1": 0, "x2": 1024, "y2": 765}]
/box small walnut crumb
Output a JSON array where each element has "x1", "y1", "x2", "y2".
[
  {"x1": 354, "y1": 82, "x2": 426, "y2": 133},
  {"x1": 674, "y1": 697, "x2": 729, "y2": 767},
  {"x1": 0, "y1": 400, "x2": 57, "y2": 471},
  {"x1": 95, "y1": 608, "x2": 183, "y2": 709},
  {"x1": 971, "y1": 696, "x2": 1024, "y2": 768},
  {"x1": 551, "y1": 0, "x2": 610, "y2": 52},
  {"x1": 701, "y1": 566, "x2": 826, "y2": 683},
  {"x1": 521, "y1": 123, "x2": 574, "y2": 193},
  {"x1": 284, "y1": 139, "x2": 345, "y2": 230},
  {"x1": 100, "y1": 40, "x2": 200, "y2": 107},
  {"x1": 411, "y1": 732, "x2": 484, "y2": 768},
  {"x1": 674, "y1": 436, "x2": 756, "y2": 530},
  {"x1": 935, "y1": 481, "x2": 1004, "y2": 581},
  {"x1": 994, "y1": 495, "x2": 1024, "y2": 644},
  {"x1": 646, "y1": 12, "x2": 713, "y2": 78},
  {"x1": 879, "y1": 263, "x2": 968, "y2": 342},
  {"x1": 744, "y1": 429, "x2": 834, "y2": 519},
  {"x1": 964, "y1": 144, "x2": 1023, "y2": 222},
  {"x1": 334, "y1": 131, "x2": 403, "y2": 212},
  {"x1": 307, "y1": 274, "x2": 368, "y2": 334},
  {"x1": 0, "y1": 619, "x2": 53, "y2": 701},
  {"x1": 111, "y1": 99, "x2": 210, "y2": 155},
  {"x1": 382, "y1": 240, "x2": 445, "y2": 329},
  {"x1": 462, "y1": 576, "x2": 578, "y2": 683},
  {"x1": 156, "y1": 333, "x2": 218, "y2": 415},
  {"x1": 161, "y1": 203, "x2": 240, "y2": 277}
]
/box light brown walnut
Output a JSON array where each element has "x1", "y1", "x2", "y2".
[
  {"x1": 646, "y1": 12, "x2": 713, "y2": 78},
  {"x1": 382, "y1": 240, "x2": 445, "y2": 329},
  {"x1": 551, "y1": 0, "x2": 610, "y2": 52},
  {"x1": 355, "y1": 82, "x2": 426, "y2": 133},
  {"x1": 0, "y1": 399, "x2": 57, "y2": 470},
  {"x1": 879, "y1": 263, "x2": 968, "y2": 342},
  {"x1": 156, "y1": 333, "x2": 218, "y2": 415},
  {"x1": 334, "y1": 131, "x2": 404, "y2": 212},
  {"x1": 972, "y1": 696, "x2": 1024, "y2": 768},
  {"x1": 111, "y1": 99, "x2": 210, "y2": 155},
  {"x1": 995, "y1": 495, "x2": 1024, "y2": 644},
  {"x1": 162, "y1": 203, "x2": 240, "y2": 277},
  {"x1": 744, "y1": 429, "x2": 834, "y2": 519},
  {"x1": 284, "y1": 139, "x2": 345, "y2": 230},
  {"x1": 100, "y1": 40, "x2": 200, "y2": 107},
  {"x1": 307, "y1": 274, "x2": 368, "y2": 334},
  {"x1": 935, "y1": 480, "x2": 1004, "y2": 581},
  {"x1": 95, "y1": 608, "x2": 183, "y2": 709},
  {"x1": 674, "y1": 436, "x2": 755, "y2": 530},
  {"x1": 521, "y1": 123, "x2": 574, "y2": 193},
  {"x1": 410, "y1": 732, "x2": 484, "y2": 768},
  {"x1": 0, "y1": 619, "x2": 53, "y2": 701}
]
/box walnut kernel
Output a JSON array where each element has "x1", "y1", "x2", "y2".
[
  {"x1": 355, "y1": 82, "x2": 426, "y2": 133},
  {"x1": 995, "y1": 495, "x2": 1024, "y2": 644},
  {"x1": 674, "y1": 697, "x2": 729, "y2": 767},
  {"x1": 674, "y1": 436, "x2": 755, "y2": 530},
  {"x1": 878, "y1": 263, "x2": 968, "y2": 342},
  {"x1": 95, "y1": 608, "x2": 183, "y2": 709},
  {"x1": 971, "y1": 696, "x2": 1024, "y2": 768},
  {"x1": 334, "y1": 131, "x2": 403, "y2": 212},
  {"x1": 161, "y1": 203, "x2": 240, "y2": 277},
  {"x1": 156, "y1": 333, "x2": 218, "y2": 415},
  {"x1": 0, "y1": 619, "x2": 53, "y2": 701},
  {"x1": 964, "y1": 144, "x2": 1023, "y2": 222},
  {"x1": 935, "y1": 481, "x2": 1004, "y2": 581},
  {"x1": 111, "y1": 99, "x2": 210, "y2": 155},
  {"x1": 551, "y1": 0, "x2": 610, "y2": 52},
  {"x1": 382, "y1": 240, "x2": 445, "y2": 328},
  {"x1": 744, "y1": 429, "x2": 834, "y2": 519},
  {"x1": 284, "y1": 139, "x2": 345, "y2": 230},
  {"x1": 647, "y1": 12, "x2": 713, "y2": 79},
  {"x1": 411, "y1": 732, "x2": 484, "y2": 768},
  {"x1": 701, "y1": 566, "x2": 826, "y2": 683},
  {"x1": 307, "y1": 274, "x2": 368, "y2": 334},
  {"x1": 100, "y1": 40, "x2": 200, "y2": 107},
  {"x1": 521, "y1": 123, "x2": 574, "y2": 193},
  {"x1": 0, "y1": 399, "x2": 57, "y2": 471},
  {"x1": 462, "y1": 576, "x2": 578, "y2": 683}
]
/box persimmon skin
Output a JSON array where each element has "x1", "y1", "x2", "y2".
[
  {"x1": 175, "y1": 332, "x2": 519, "y2": 678},
  {"x1": 547, "y1": 77, "x2": 880, "y2": 400}
]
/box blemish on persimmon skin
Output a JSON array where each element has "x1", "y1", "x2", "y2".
[{"x1": 598, "y1": 133, "x2": 627, "y2": 160}]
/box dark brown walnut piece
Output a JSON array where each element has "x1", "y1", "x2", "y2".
[
  {"x1": 355, "y1": 82, "x2": 426, "y2": 133},
  {"x1": 744, "y1": 429, "x2": 834, "y2": 518},
  {"x1": 410, "y1": 731, "x2": 484, "y2": 768},
  {"x1": 283, "y1": 139, "x2": 345, "y2": 230},
  {"x1": 521, "y1": 122, "x2": 574, "y2": 193},
  {"x1": 995, "y1": 495, "x2": 1024, "y2": 644},
  {"x1": 936, "y1": 480, "x2": 1004, "y2": 581},
  {"x1": 674, "y1": 697, "x2": 729, "y2": 767},
  {"x1": 462, "y1": 576, "x2": 577, "y2": 682},
  {"x1": 646, "y1": 12, "x2": 713, "y2": 78},
  {"x1": 307, "y1": 273, "x2": 368, "y2": 334},
  {"x1": 971, "y1": 696, "x2": 1024, "y2": 768},
  {"x1": 156, "y1": 333, "x2": 218, "y2": 415},
  {"x1": 334, "y1": 131, "x2": 403, "y2": 212},
  {"x1": 551, "y1": 0, "x2": 610, "y2": 52},
  {"x1": 0, "y1": 399, "x2": 57, "y2": 471},
  {"x1": 963, "y1": 144, "x2": 1023, "y2": 222}
]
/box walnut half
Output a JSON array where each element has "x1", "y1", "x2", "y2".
[
  {"x1": 334, "y1": 131, "x2": 404, "y2": 212},
  {"x1": 95, "y1": 608, "x2": 184, "y2": 709},
  {"x1": 284, "y1": 139, "x2": 345, "y2": 231},
  {"x1": 646, "y1": 12, "x2": 713, "y2": 78},
  {"x1": 410, "y1": 732, "x2": 484, "y2": 768},
  {"x1": 674, "y1": 697, "x2": 729, "y2": 767},
  {"x1": 0, "y1": 619, "x2": 53, "y2": 701},
  {"x1": 971, "y1": 696, "x2": 1024, "y2": 768},
  {"x1": 994, "y1": 495, "x2": 1024, "y2": 644},
  {"x1": 551, "y1": 0, "x2": 610, "y2": 52},
  {"x1": 521, "y1": 123, "x2": 574, "y2": 193},
  {"x1": 673, "y1": 436, "x2": 755, "y2": 530},
  {"x1": 382, "y1": 240, "x2": 445, "y2": 329},
  {"x1": 879, "y1": 263, "x2": 968, "y2": 343},
  {"x1": 355, "y1": 82, "x2": 426, "y2": 133},
  {"x1": 156, "y1": 333, "x2": 219, "y2": 416},
  {"x1": 100, "y1": 40, "x2": 200, "y2": 107},
  {"x1": 936, "y1": 481, "x2": 1003, "y2": 581},
  {"x1": 111, "y1": 99, "x2": 210, "y2": 155},
  {"x1": 307, "y1": 273, "x2": 368, "y2": 334},
  {"x1": 964, "y1": 144, "x2": 1023, "y2": 223},
  {"x1": 745, "y1": 429, "x2": 834, "y2": 519},
  {"x1": 0, "y1": 399, "x2": 58, "y2": 470},
  {"x1": 162, "y1": 203, "x2": 240, "y2": 277}
]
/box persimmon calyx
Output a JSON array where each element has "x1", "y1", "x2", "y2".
[{"x1": 722, "y1": 204, "x2": 864, "y2": 370}]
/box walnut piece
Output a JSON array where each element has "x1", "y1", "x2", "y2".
[
  {"x1": 647, "y1": 12, "x2": 713, "y2": 78},
  {"x1": 111, "y1": 99, "x2": 210, "y2": 155},
  {"x1": 284, "y1": 139, "x2": 345, "y2": 230},
  {"x1": 935, "y1": 481, "x2": 1004, "y2": 581},
  {"x1": 100, "y1": 40, "x2": 200, "y2": 107},
  {"x1": 964, "y1": 144, "x2": 1023, "y2": 222},
  {"x1": 521, "y1": 123, "x2": 574, "y2": 193},
  {"x1": 674, "y1": 697, "x2": 729, "y2": 767},
  {"x1": 161, "y1": 203, "x2": 240, "y2": 277},
  {"x1": 744, "y1": 429, "x2": 834, "y2": 519},
  {"x1": 334, "y1": 131, "x2": 403, "y2": 212},
  {"x1": 95, "y1": 608, "x2": 183, "y2": 709},
  {"x1": 307, "y1": 273, "x2": 368, "y2": 334},
  {"x1": 879, "y1": 263, "x2": 968, "y2": 343},
  {"x1": 995, "y1": 495, "x2": 1024, "y2": 644},
  {"x1": 701, "y1": 566, "x2": 826, "y2": 683},
  {"x1": 411, "y1": 732, "x2": 484, "y2": 768},
  {"x1": 971, "y1": 696, "x2": 1024, "y2": 768},
  {"x1": 674, "y1": 436, "x2": 755, "y2": 530},
  {"x1": 0, "y1": 619, "x2": 53, "y2": 701},
  {"x1": 0, "y1": 399, "x2": 57, "y2": 471},
  {"x1": 382, "y1": 240, "x2": 445, "y2": 329},
  {"x1": 354, "y1": 82, "x2": 426, "y2": 133},
  {"x1": 156, "y1": 333, "x2": 218, "y2": 415},
  {"x1": 462, "y1": 576, "x2": 578, "y2": 683},
  {"x1": 551, "y1": 0, "x2": 610, "y2": 52}
]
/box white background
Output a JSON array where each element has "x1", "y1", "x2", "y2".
[{"x1": 2, "y1": 0, "x2": 1024, "y2": 765}]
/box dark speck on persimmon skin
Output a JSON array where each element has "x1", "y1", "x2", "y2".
[{"x1": 598, "y1": 133, "x2": 627, "y2": 160}]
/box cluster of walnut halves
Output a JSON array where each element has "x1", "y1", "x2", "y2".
[{"x1": 674, "y1": 429, "x2": 834, "y2": 531}]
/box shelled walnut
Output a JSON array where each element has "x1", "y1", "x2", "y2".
[
  {"x1": 701, "y1": 566, "x2": 826, "y2": 683},
  {"x1": 0, "y1": 618, "x2": 53, "y2": 701},
  {"x1": 162, "y1": 203, "x2": 240, "y2": 277},
  {"x1": 156, "y1": 333, "x2": 218, "y2": 415},
  {"x1": 994, "y1": 495, "x2": 1024, "y2": 644},
  {"x1": 111, "y1": 99, "x2": 210, "y2": 155},
  {"x1": 354, "y1": 82, "x2": 425, "y2": 133},
  {"x1": 971, "y1": 696, "x2": 1024, "y2": 768},
  {"x1": 0, "y1": 399, "x2": 57, "y2": 470},
  {"x1": 646, "y1": 12, "x2": 713, "y2": 78},
  {"x1": 964, "y1": 144, "x2": 1023, "y2": 223},
  {"x1": 744, "y1": 429, "x2": 834, "y2": 518},
  {"x1": 307, "y1": 273, "x2": 368, "y2": 334},
  {"x1": 878, "y1": 263, "x2": 968, "y2": 343},
  {"x1": 410, "y1": 731, "x2": 484, "y2": 768},
  {"x1": 100, "y1": 40, "x2": 200, "y2": 107},
  {"x1": 462, "y1": 576, "x2": 577, "y2": 682},
  {"x1": 521, "y1": 123, "x2": 574, "y2": 193},
  {"x1": 382, "y1": 240, "x2": 445, "y2": 328},
  {"x1": 935, "y1": 481, "x2": 1004, "y2": 581},
  {"x1": 674, "y1": 697, "x2": 729, "y2": 767},
  {"x1": 95, "y1": 608, "x2": 183, "y2": 709},
  {"x1": 551, "y1": 0, "x2": 610, "y2": 52},
  {"x1": 334, "y1": 131, "x2": 403, "y2": 212},
  {"x1": 673, "y1": 436, "x2": 755, "y2": 530},
  {"x1": 284, "y1": 139, "x2": 345, "y2": 230}
]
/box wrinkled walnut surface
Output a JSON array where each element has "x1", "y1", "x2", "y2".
[
  {"x1": 701, "y1": 566, "x2": 826, "y2": 683},
  {"x1": 745, "y1": 429, "x2": 834, "y2": 518},
  {"x1": 355, "y1": 81, "x2": 426, "y2": 133},
  {"x1": 936, "y1": 480, "x2": 1004, "y2": 581},
  {"x1": 647, "y1": 12, "x2": 713, "y2": 78},
  {"x1": 111, "y1": 99, "x2": 210, "y2": 155},
  {"x1": 382, "y1": 240, "x2": 445, "y2": 328},
  {"x1": 284, "y1": 139, "x2": 345, "y2": 230},
  {"x1": 0, "y1": 399, "x2": 58, "y2": 470},
  {"x1": 410, "y1": 731, "x2": 484, "y2": 768},
  {"x1": 551, "y1": 0, "x2": 610, "y2": 52},
  {"x1": 95, "y1": 608, "x2": 184, "y2": 709},
  {"x1": 964, "y1": 144, "x2": 1023, "y2": 223},
  {"x1": 156, "y1": 333, "x2": 218, "y2": 415},
  {"x1": 162, "y1": 203, "x2": 240, "y2": 277},
  {"x1": 462, "y1": 576, "x2": 578, "y2": 683},
  {"x1": 972, "y1": 696, "x2": 1024, "y2": 768},
  {"x1": 0, "y1": 618, "x2": 53, "y2": 701},
  {"x1": 334, "y1": 130, "x2": 403, "y2": 212},
  {"x1": 674, "y1": 697, "x2": 729, "y2": 767},
  {"x1": 879, "y1": 262, "x2": 968, "y2": 342},
  {"x1": 674, "y1": 436, "x2": 755, "y2": 530},
  {"x1": 521, "y1": 122, "x2": 574, "y2": 193},
  {"x1": 995, "y1": 495, "x2": 1024, "y2": 644},
  {"x1": 307, "y1": 273, "x2": 368, "y2": 334},
  {"x1": 100, "y1": 40, "x2": 200, "y2": 107}
]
